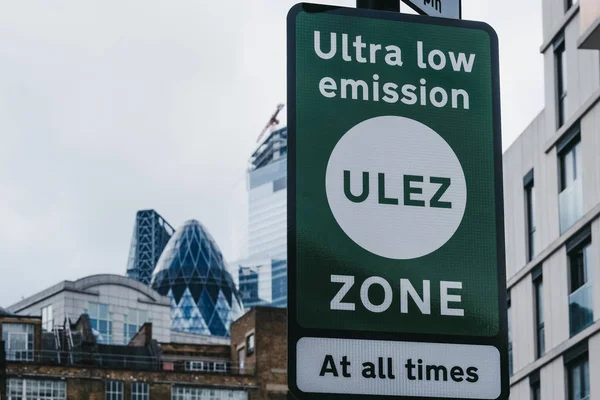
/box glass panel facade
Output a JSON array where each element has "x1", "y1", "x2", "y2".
[
  {"x1": 131, "y1": 382, "x2": 149, "y2": 400},
  {"x1": 106, "y1": 381, "x2": 123, "y2": 400},
  {"x1": 271, "y1": 259, "x2": 287, "y2": 307},
  {"x1": 3, "y1": 323, "x2": 34, "y2": 361},
  {"x1": 559, "y1": 139, "x2": 583, "y2": 234},
  {"x1": 172, "y1": 387, "x2": 247, "y2": 400},
  {"x1": 8, "y1": 379, "x2": 66, "y2": 400},
  {"x1": 87, "y1": 302, "x2": 113, "y2": 344},
  {"x1": 569, "y1": 241, "x2": 593, "y2": 336},
  {"x1": 123, "y1": 309, "x2": 149, "y2": 344},
  {"x1": 126, "y1": 209, "x2": 174, "y2": 285},
  {"x1": 151, "y1": 220, "x2": 244, "y2": 337},
  {"x1": 569, "y1": 283, "x2": 593, "y2": 336}
]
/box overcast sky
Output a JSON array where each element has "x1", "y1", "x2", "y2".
[{"x1": 0, "y1": 0, "x2": 543, "y2": 306}]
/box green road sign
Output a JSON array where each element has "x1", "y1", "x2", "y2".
[{"x1": 287, "y1": 3, "x2": 508, "y2": 399}]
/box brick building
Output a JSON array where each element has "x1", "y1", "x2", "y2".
[{"x1": 0, "y1": 307, "x2": 288, "y2": 400}]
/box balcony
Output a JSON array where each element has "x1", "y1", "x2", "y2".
[
  {"x1": 578, "y1": 0, "x2": 600, "y2": 49},
  {"x1": 569, "y1": 282, "x2": 594, "y2": 337},
  {"x1": 559, "y1": 179, "x2": 583, "y2": 235}
]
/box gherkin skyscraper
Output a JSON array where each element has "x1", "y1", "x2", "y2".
[{"x1": 151, "y1": 220, "x2": 244, "y2": 337}]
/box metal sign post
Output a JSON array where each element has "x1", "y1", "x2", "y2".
[
  {"x1": 357, "y1": 0, "x2": 462, "y2": 19},
  {"x1": 288, "y1": 2, "x2": 507, "y2": 399},
  {"x1": 402, "y1": 0, "x2": 462, "y2": 19},
  {"x1": 356, "y1": 0, "x2": 400, "y2": 11}
]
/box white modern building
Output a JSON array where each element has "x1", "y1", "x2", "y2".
[
  {"x1": 504, "y1": 0, "x2": 600, "y2": 399},
  {"x1": 230, "y1": 126, "x2": 288, "y2": 309},
  {"x1": 247, "y1": 126, "x2": 288, "y2": 261},
  {"x1": 7, "y1": 274, "x2": 172, "y2": 344}
]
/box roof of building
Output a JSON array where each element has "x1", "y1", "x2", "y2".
[
  {"x1": 7, "y1": 274, "x2": 170, "y2": 313},
  {"x1": 249, "y1": 126, "x2": 287, "y2": 171},
  {"x1": 0, "y1": 307, "x2": 14, "y2": 316}
]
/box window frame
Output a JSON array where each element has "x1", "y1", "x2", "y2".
[
  {"x1": 87, "y1": 302, "x2": 113, "y2": 344},
  {"x1": 530, "y1": 370, "x2": 541, "y2": 400},
  {"x1": 3, "y1": 323, "x2": 35, "y2": 362},
  {"x1": 246, "y1": 333, "x2": 255, "y2": 357},
  {"x1": 524, "y1": 170, "x2": 535, "y2": 261},
  {"x1": 566, "y1": 353, "x2": 589, "y2": 400},
  {"x1": 558, "y1": 134, "x2": 581, "y2": 193},
  {"x1": 532, "y1": 270, "x2": 545, "y2": 358},
  {"x1": 105, "y1": 380, "x2": 124, "y2": 400},
  {"x1": 131, "y1": 382, "x2": 149, "y2": 400},
  {"x1": 554, "y1": 35, "x2": 567, "y2": 128},
  {"x1": 41, "y1": 305, "x2": 54, "y2": 332},
  {"x1": 8, "y1": 378, "x2": 67, "y2": 400},
  {"x1": 568, "y1": 237, "x2": 591, "y2": 294}
]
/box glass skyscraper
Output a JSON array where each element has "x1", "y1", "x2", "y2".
[
  {"x1": 151, "y1": 220, "x2": 244, "y2": 337},
  {"x1": 231, "y1": 126, "x2": 288, "y2": 310},
  {"x1": 126, "y1": 210, "x2": 175, "y2": 285}
]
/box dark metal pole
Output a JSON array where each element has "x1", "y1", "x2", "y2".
[{"x1": 356, "y1": 0, "x2": 400, "y2": 11}]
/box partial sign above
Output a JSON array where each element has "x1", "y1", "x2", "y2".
[{"x1": 402, "y1": 0, "x2": 462, "y2": 19}]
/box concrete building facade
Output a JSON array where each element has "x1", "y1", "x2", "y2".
[
  {"x1": 505, "y1": 1, "x2": 600, "y2": 399},
  {"x1": 7, "y1": 275, "x2": 172, "y2": 345}
]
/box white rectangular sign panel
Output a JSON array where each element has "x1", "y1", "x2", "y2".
[
  {"x1": 402, "y1": 0, "x2": 462, "y2": 19},
  {"x1": 297, "y1": 337, "x2": 501, "y2": 399}
]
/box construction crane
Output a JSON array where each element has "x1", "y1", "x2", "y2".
[{"x1": 256, "y1": 103, "x2": 285, "y2": 143}]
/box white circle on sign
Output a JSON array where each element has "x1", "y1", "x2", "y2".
[{"x1": 325, "y1": 116, "x2": 467, "y2": 260}]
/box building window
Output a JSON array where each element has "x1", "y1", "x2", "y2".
[
  {"x1": 530, "y1": 370, "x2": 541, "y2": 400},
  {"x1": 524, "y1": 170, "x2": 535, "y2": 261},
  {"x1": 533, "y1": 273, "x2": 545, "y2": 358},
  {"x1": 567, "y1": 354, "x2": 589, "y2": 400},
  {"x1": 246, "y1": 334, "x2": 255, "y2": 356},
  {"x1": 8, "y1": 379, "x2": 66, "y2": 400},
  {"x1": 185, "y1": 360, "x2": 205, "y2": 371},
  {"x1": 131, "y1": 382, "x2": 149, "y2": 400},
  {"x1": 568, "y1": 232, "x2": 593, "y2": 336},
  {"x1": 3, "y1": 323, "x2": 34, "y2": 361},
  {"x1": 123, "y1": 309, "x2": 149, "y2": 344},
  {"x1": 87, "y1": 302, "x2": 113, "y2": 344},
  {"x1": 42, "y1": 305, "x2": 53, "y2": 332},
  {"x1": 238, "y1": 348, "x2": 245, "y2": 372},
  {"x1": 507, "y1": 293, "x2": 513, "y2": 376},
  {"x1": 558, "y1": 129, "x2": 583, "y2": 234},
  {"x1": 172, "y1": 387, "x2": 247, "y2": 400},
  {"x1": 106, "y1": 380, "x2": 123, "y2": 400},
  {"x1": 555, "y1": 36, "x2": 567, "y2": 128},
  {"x1": 184, "y1": 360, "x2": 227, "y2": 373}
]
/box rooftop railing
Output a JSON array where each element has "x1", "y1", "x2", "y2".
[{"x1": 5, "y1": 350, "x2": 255, "y2": 375}]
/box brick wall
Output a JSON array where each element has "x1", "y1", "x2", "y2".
[
  {"x1": 230, "y1": 307, "x2": 288, "y2": 399},
  {"x1": 7, "y1": 363, "x2": 259, "y2": 400}
]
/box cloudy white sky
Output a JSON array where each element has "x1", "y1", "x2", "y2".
[{"x1": 0, "y1": 0, "x2": 543, "y2": 306}]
